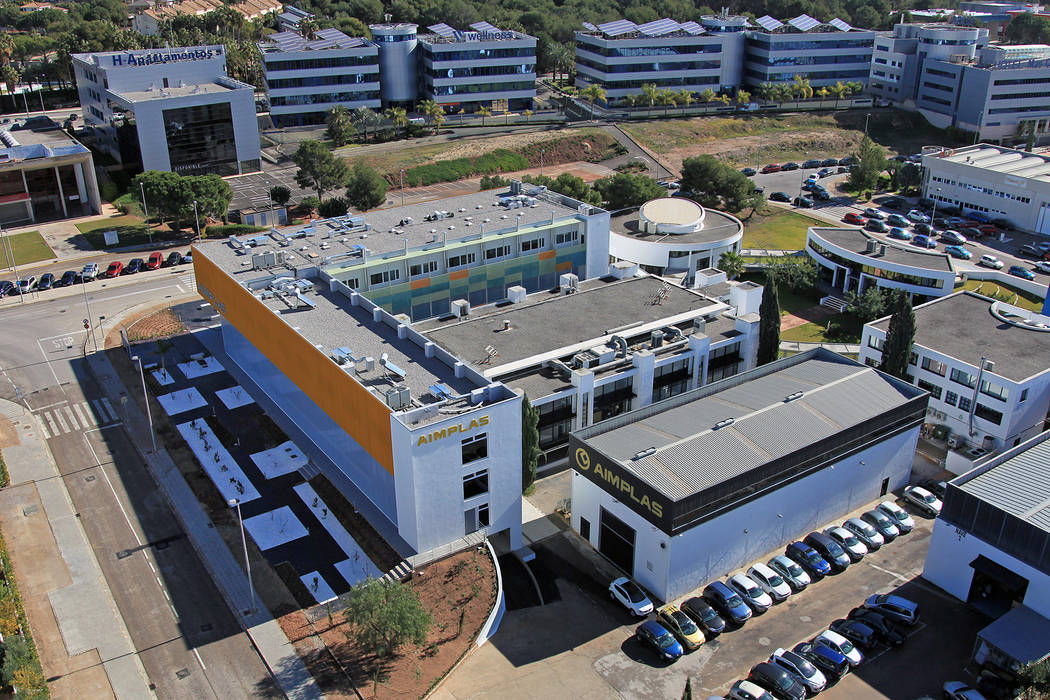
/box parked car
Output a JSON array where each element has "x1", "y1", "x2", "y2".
[
  {"x1": 609, "y1": 577, "x2": 653, "y2": 616},
  {"x1": 866, "y1": 220, "x2": 889, "y2": 233},
  {"x1": 1037, "y1": 260, "x2": 1050, "y2": 274},
  {"x1": 992, "y1": 217, "x2": 1015, "y2": 230},
  {"x1": 794, "y1": 196, "x2": 814, "y2": 208},
  {"x1": 907, "y1": 209, "x2": 931, "y2": 223},
  {"x1": 785, "y1": 541, "x2": 831, "y2": 579},
  {"x1": 0, "y1": 281, "x2": 12, "y2": 296},
  {"x1": 680, "y1": 596, "x2": 726, "y2": 637},
  {"x1": 123, "y1": 257, "x2": 144, "y2": 274},
  {"x1": 934, "y1": 217, "x2": 952, "y2": 229},
  {"x1": 913, "y1": 222, "x2": 934, "y2": 236},
  {"x1": 14, "y1": 276, "x2": 36, "y2": 294},
  {"x1": 36, "y1": 273, "x2": 54, "y2": 291},
  {"x1": 769, "y1": 648, "x2": 826, "y2": 696},
  {"x1": 941, "y1": 230, "x2": 968, "y2": 245},
  {"x1": 863, "y1": 208, "x2": 886, "y2": 220},
  {"x1": 769, "y1": 554, "x2": 811, "y2": 591},
  {"x1": 183, "y1": 250, "x2": 193, "y2": 264},
  {"x1": 762, "y1": 164, "x2": 783, "y2": 174},
  {"x1": 742, "y1": 167, "x2": 758, "y2": 176},
  {"x1": 802, "y1": 159, "x2": 822, "y2": 169},
  {"x1": 104, "y1": 261, "x2": 123, "y2": 278},
  {"x1": 728, "y1": 573, "x2": 773, "y2": 613},
  {"x1": 877, "y1": 500, "x2": 915, "y2": 534},
  {"x1": 917, "y1": 197, "x2": 935, "y2": 210},
  {"x1": 792, "y1": 641, "x2": 850, "y2": 682},
  {"x1": 847, "y1": 608, "x2": 906, "y2": 646},
  {"x1": 863, "y1": 593, "x2": 920, "y2": 625},
  {"x1": 888, "y1": 227, "x2": 911, "y2": 240},
  {"x1": 811, "y1": 189, "x2": 831, "y2": 201},
  {"x1": 886, "y1": 213, "x2": 910, "y2": 227},
  {"x1": 146, "y1": 251, "x2": 164, "y2": 270},
  {"x1": 882, "y1": 197, "x2": 904, "y2": 210},
  {"x1": 814, "y1": 629, "x2": 863, "y2": 667},
  {"x1": 55, "y1": 270, "x2": 79, "y2": 287},
  {"x1": 804, "y1": 531, "x2": 850, "y2": 572},
  {"x1": 943, "y1": 681, "x2": 988, "y2": 700},
  {"x1": 747, "y1": 562, "x2": 792, "y2": 603},
  {"x1": 656, "y1": 605, "x2": 705, "y2": 651},
  {"x1": 781, "y1": 162, "x2": 800, "y2": 171},
  {"x1": 839, "y1": 156, "x2": 857, "y2": 166},
  {"x1": 818, "y1": 167, "x2": 834, "y2": 177},
  {"x1": 703, "y1": 580, "x2": 753, "y2": 625},
  {"x1": 918, "y1": 479, "x2": 948, "y2": 500},
  {"x1": 729, "y1": 680, "x2": 775, "y2": 700},
  {"x1": 1018, "y1": 244, "x2": 1050, "y2": 260},
  {"x1": 912, "y1": 235, "x2": 937, "y2": 249},
  {"x1": 903, "y1": 485, "x2": 943, "y2": 516},
  {"x1": 843, "y1": 212, "x2": 867, "y2": 225},
  {"x1": 82, "y1": 262, "x2": 99, "y2": 281},
  {"x1": 978, "y1": 254, "x2": 1004, "y2": 270},
  {"x1": 829, "y1": 619, "x2": 879, "y2": 651},
  {"x1": 945, "y1": 245, "x2": 972, "y2": 260},
  {"x1": 748, "y1": 662, "x2": 806, "y2": 700},
  {"x1": 861, "y1": 509, "x2": 900, "y2": 541},
  {"x1": 1009, "y1": 265, "x2": 1036, "y2": 281},
  {"x1": 843, "y1": 517, "x2": 884, "y2": 551},
  {"x1": 824, "y1": 526, "x2": 868, "y2": 561},
  {"x1": 770, "y1": 191, "x2": 792, "y2": 203},
  {"x1": 165, "y1": 251, "x2": 184, "y2": 267},
  {"x1": 634, "y1": 619, "x2": 683, "y2": 661}
]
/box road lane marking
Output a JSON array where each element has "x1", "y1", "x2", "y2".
[
  {"x1": 193, "y1": 648, "x2": 206, "y2": 670},
  {"x1": 78, "y1": 402, "x2": 96, "y2": 426},
  {"x1": 62, "y1": 405, "x2": 80, "y2": 431},
  {"x1": 44, "y1": 412, "x2": 59, "y2": 435},
  {"x1": 865, "y1": 561, "x2": 911, "y2": 583},
  {"x1": 38, "y1": 418, "x2": 50, "y2": 440},
  {"x1": 100, "y1": 397, "x2": 117, "y2": 422},
  {"x1": 32, "y1": 400, "x2": 69, "y2": 411},
  {"x1": 53, "y1": 409, "x2": 69, "y2": 433}
]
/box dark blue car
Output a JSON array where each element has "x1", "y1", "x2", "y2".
[
  {"x1": 703, "y1": 580, "x2": 753, "y2": 626},
  {"x1": 36, "y1": 273, "x2": 54, "y2": 291},
  {"x1": 792, "y1": 641, "x2": 850, "y2": 681},
  {"x1": 786, "y1": 541, "x2": 832, "y2": 578},
  {"x1": 635, "y1": 619, "x2": 684, "y2": 661}
]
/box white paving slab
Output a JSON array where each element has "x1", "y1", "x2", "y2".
[
  {"x1": 216, "y1": 385, "x2": 255, "y2": 410},
  {"x1": 244, "y1": 506, "x2": 309, "y2": 550},
  {"x1": 151, "y1": 368, "x2": 175, "y2": 386},
  {"x1": 250, "y1": 441, "x2": 307, "y2": 480},
  {"x1": 177, "y1": 356, "x2": 225, "y2": 379},
  {"x1": 176, "y1": 419, "x2": 260, "y2": 504},
  {"x1": 157, "y1": 387, "x2": 208, "y2": 416},
  {"x1": 300, "y1": 571, "x2": 338, "y2": 604},
  {"x1": 294, "y1": 482, "x2": 382, "y2": 586}
]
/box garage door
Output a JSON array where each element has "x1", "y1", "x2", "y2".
[
  {"x1": 1036, "y1": 203, "x2": 1050, "y2": 235},
  {"x1": 599, "y1": 507, "x2": 636, "y2": 574}
]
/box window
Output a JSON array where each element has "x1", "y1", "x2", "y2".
[
  {"x1": 448, "y1": 252, "x2": 476, "y2": 268},
  {"x1": 555, "y1": 230, "x2": 579, "y2": 246},
  {"x1": 945, "y1": 391, "x2": 958, "y2": 407},
  {"x1": 369, "y1": 269, "x2": 400, "y2": 286},
  {"x1": 463, "y1": 470, "x2": 488, "y2": 499},
  {"x1": 950, "y1": 367, "x2": 976, "y2": 388},
  {"x1": 162, "y1": 103, "x2": 239, "y2": 176},
  {"x1": 409, "y1": 260, "x2": 438, "y2": 277},
  {"x1": 521, "y1": 237, "x2": 543, "y2": 252},
  {"x1": 959, "y1": 395, "x2": 972, "y2": 412},
  {"x1": 345, "y1": 277, "x2": 360, "y2": 290},
  {"x1": 921, "y1": 357, "x2": 947, "y2": 377},
  {"x1": 867, "y1": 336, "x2": 885, "y2": 351},
  {"x1": 979, "y1": 380, "x2": 1008, "y2": 402},
  {"x1": 462, "y1": 433, "x2": 487, "y2": 464},
  {"x1": 485, "y1": 244, "x2": 511, "y2": 260},
  {"x1": 975, "y1": 403, "x2": 1003, "y2": 425},
  {"x1": 477, "y1": 503, "x2": 489, "y2": 527},
  {"x1": 1020, "y1": 388, "x2": 1029, "y2": 403},
  {"x1": 917, "y1": 379, "x2": 943, "y2": 400}
]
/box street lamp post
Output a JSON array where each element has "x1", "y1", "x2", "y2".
[
  {"x1": 139, "y1": 181, "x2": 154, "y2": 246},
  {"x1": 1, "y1": 226, "x2": 24, "y2": 304},
  {"x1": 131, "y1": 355, "x2": 156, "y2": 452},
  {"x1": 930, "y1": 187, "x2": 942, "y2": 228},
  {"x1": 192, "y1": 200, "x2": 201, "y2": 242},
  {"x1": 864, "y1": 112, "x2": 871, "y2": 136},
  {"x1": 229, "y1": 497, "x2": 257, "y2": 615},
  {"x1": 82, "y1": 279, "x2": 98, "y2": 353},
  {"x1": 399, "y1": 169, "x2": 405, "y2": 207},
  {"x1": 539, "y1": 149, "x2": 545, "y2": 177}
]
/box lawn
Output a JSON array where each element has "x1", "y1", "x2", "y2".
[
  {"x1": 76, "y1": 214, "x2": 185, "y2": 249},
  {"x1": 0, "y1": 230, "x2": 54, "y2": 267},
  {"x1": 781, "y1": 313, "x2": 865, "y2": 344},
  {"x1": 956, "y1": 279, "x2": 1046, "y2": 313},
  {"x1": 623, "y1": 114, "x2": 837, "y2": 152},
  {"x1": 741, "y1": 208, "x2": 823, "y2": 250}
]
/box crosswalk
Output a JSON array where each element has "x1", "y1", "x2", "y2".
[
  {"x1": 36, "y1": 398, "x2": 120, "y2": 439},
  {"x1": 179, "y1": 273, "x2": 197, "y2": 292}
]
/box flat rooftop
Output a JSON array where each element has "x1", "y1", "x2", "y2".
[
  {"x1": 869, "y1": 291, "x2": 1050, "y2": 382},
  {"x1": 811, "y1": 227, "x2": 955, "y2": 272},
  {"x1": 580, "y1": 353, "x2": 921, "y2": 501},
  {"x1": 611, "y1": 207, "x2": 743, "y2": 246},
  {"x1": 955, "y1": 432, "x2": 1050, "y2": 533},
  {"x1": 113, "y1": 79, "x2": 251, "y2": 102},
  {"x1": 927, "y1": 143, "x2": 1050, "y2": 182},
  {"x1": 0, "y1": 117, "x2": 90, "y2": 162},
  {"x1": 419, "y1": 276, "x2": 722, "y2": 367}
]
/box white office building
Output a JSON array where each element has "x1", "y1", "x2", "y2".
[
  {"x1": 743, "y1": 14, "x2": 876, "y2": 88},
  {"x1": 73, "y1": 45, "x2": 261, "y2": 175},
  {"x1": 868, "y1": 23, "x2": 987, "y2": 104},
  {"x1": 860, "y1": 291, "x2": 1050, "y2": 458},
  {"x1": 259, "y1": 29, "x2": 381, "y2": 127},
  {"x1": 569, "y1": 348, "x2": 927, "y2": 601}
]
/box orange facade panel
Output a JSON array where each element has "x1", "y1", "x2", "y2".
[
  {"x1": 556, "y1": 260, "x2": 573, "y2": 272},
  {"x1": 449, "y1": 269, "x2": 469, "y2": 281},
  {"x1": 409, "y1": 277, "x2": 431, "y2": 290},
  {"x1": 538, "y1": 250, "x2": 557, "y2": 261},
  {"x1": 193, "y1": 251, "x2": 395, "y2": 474}
]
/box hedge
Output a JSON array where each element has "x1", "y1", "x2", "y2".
[
  {"x1": 204, "y1": 224, "x2": 267, "y2": 239},
  {"x1": 403, "y1": 149, "x2": 529, "y2": 187}
]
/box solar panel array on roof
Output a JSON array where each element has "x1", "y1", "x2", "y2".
[
  {"x1": 789, "y1": 14, "x2": 820, "y2": 31},
  {"x1": 755, "y1": 15, "x2": 784, "y2": 30},
  {"x1": 428, "y1": 22, "x2": 455, "y2": 36},
  {"x1": 638, "y1": 18, "x2": 680, "y2": 36},
  {"x1": 679, "y1": 20, "x2": 704, "y2": 34},
  {"x1": 582, "y1": 21, "x2": 598, "y2": 31},
  {"x1": 598, "y1": 19, "x2": 638, "y2": 36},
  {"x1": 829, "y1": 17, "x2": 852, "y2": 31},
  {"x1": 470, "y1": 21, "x2": 499, "y2": 32}
]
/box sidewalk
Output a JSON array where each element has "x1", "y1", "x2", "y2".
[
  {"x1": 779, "y1": 340, "x2": 860, "y2": 354},
  {"x1": 82, "y1": 346, "x2": 323, "y2": 700},
  {"x1": 0, "y1": 399, "x2": 152, "y2": 699}
]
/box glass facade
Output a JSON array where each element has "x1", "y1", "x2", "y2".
[{"x1": 163, "y1": 103, "x2": 238, "y2": 176}]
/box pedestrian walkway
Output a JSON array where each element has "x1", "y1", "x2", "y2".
[
  {"x1": 33, "y1": 397, "x2": 120, "y2": 439},
  {"x1": 82, "y1": 349, "x2": 323, "y2": 700},
  {"x1": 779, "y1": 341, "x2": 860, "y2": 354},
  {"x1": 741, "y1": 248, "x2": 802, "y2": 257},
  {"x1": 0, "y1": 398, "x2": 152, "y2": 699}
]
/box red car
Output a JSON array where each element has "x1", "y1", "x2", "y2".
[
  {"x1": 761, "y1": 163, "x2": 782, "y2": 174},
  {"x1": 844, "y1": 212, "x2": 867, "y2": 225},
  {"x1": 104, "y1": 261, "x2": 123, "y2": 278},
  {"x1": 146, "y1": 251, "x2": 164, "y2": 270}
]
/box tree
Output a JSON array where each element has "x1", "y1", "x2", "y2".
[
  {"x1": 1017, "y1": 657, "x2": 1050, "y2": 699},
  {"x1": 642, "y1": 82, "x2": 660, "y2": 108},
  {"x1": 1005, "y1": 13, "x2": 1050, "y2": 44},
  {"x1": 847, "y1": 134, "x2": 887, "y2": 193},
  {"x1": 764, "y1": 255, "x2": 816, "y2": 290},
  {"x1": 418, "y1": 99, "x2": 442, "y2": 130},
  {"x1": 580, "y1": 83, "x2": 606, "y2": 119},
  {"x1": 757, "y1": 274, "x2": 781, "y2": 365},
  {"x1": 736, "y1": 89, "x2": 752, "y2": 106},
  {"x1": 343, "y1": 578, "x2": 431, "y2": 658},
  {"x1": 845, "y1": 286, "x2": 888, "y2": 323},
  {"x1": 680, "y1": 155, "x2": 763, "y2": 215},
  {"x1": 292, "y1": 140, "x2": 349, "y2": 200},
  {"x1": 135, "y1": 170, "x2": 193, "y2": 230},
  {"x1": 297, "y1": 17, "x2": 318, "y2": 40},
  {"x1": 656, "y1": 88, "x2": 677, "y2": 115},
  {"x1": 593, "y1": 173, "x2": 665, "y2": 210},
  {"x1": 352, "y1": 107, "x2": 381, "y2": 142},
  {"x1": 325, "y1": 105, "x2": 357, "y2": 147},
  {"x1": 269, "y1": 185, "x2": 291, "y2": 207},
  {"x1": 11, "y1": 664, "x2": 47, "y2": 697},
  {"x1": 898, "y1": 162, "x2": 922, "y2": 193},
  {"x1": 187, "y1": 174, "x2": 233, "y2": 220},
  {"x1": 548, "y1": 172, "x2": 602, "y2": 206},
  {"x1": 879, "y1": 290, "x2": 915, "y2": 380},
  {"x1": 522, "y1": 395, "x2": 539, "y2": 495},
  {"x1": 345, "y1": 162, "x2": 388, "y2": 212},
  {"x1": 477, "y1": 105, "x2": 493, "y2": 126},
  {"x1": 682, "y1": 677, "x2": 693, "y2": 700},
  {"x1": 677, "y1": 89, "x2": 694, "y2": 109},
  {"x1": 699, "y1": 88, "x2": 716, "y2": 104},
  {"x1": 318, "y1": 197, "x2": 349, "y2": 218},
  {"x1": 523, "y1": 108, "x2": 534, "y2": 122},
  {"x1": 718, "y1": 250, "x2": 745, "y2": 280},
  {"x1": 1, "y1": 636, "x2": 31, "y2": 686},
  {"x1": 385, "y1": 106, "x2": 408, "y2": 137}
]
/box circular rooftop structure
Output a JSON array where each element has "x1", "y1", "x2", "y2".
[{"x1": 639, "y1": 198, "x2": 705, "y2": 234}]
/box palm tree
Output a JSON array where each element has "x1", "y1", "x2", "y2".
[
  {"x1": 816, "y1": 86, "x2": 829, "y2": 105},
  {"x1": 718, "y1": 250, "x2": 746, "y2": 280},
  {"x1": 418, "y1": 99, "x2": 442, "y2": 131},
  {"x1": 523, "y1": 108, "x2": 533, "y2": 122},
  {"x1": 677, "y1": 89, "x2": 694, "y2": 110},
  {"x1": 385, "y1": 106, "x2": 408, "y2": 137},
  {"x1": 477, "y1": 105, "x2": 493, "y2": 126},
  {"x1": 641, "y1": 82, "x2": 659, "y2": 109},
  {"x1": 352, "y1": 107, "x2": 380, "y2": 141},
  {"x1": 699, "y1": 88, "x2": 716, "y2": 104},
  {"x1": 580, "y1": 84, "x2": 606, "y2": 120},
  {"x1": 656, "y1": 88, "x2": 677, "y2": 116},
  {"x1": 736, "y1": 90, "x2": 752, "y2": 106},
  {"x1": 297, "y1": 18, "x2": 318, "y2": 40}
]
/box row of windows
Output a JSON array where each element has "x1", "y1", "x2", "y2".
[
  {"x1": 577, "y1": 43, "x2": 724, "y2": 58},
  {"x1": 576, "y1": 57, "x2": 721, "y2": 74},
  {"x1": 422, "y1": 47, "x2": 536, "y2": 62},
  {"x1": 270, "y1": 91, "x2": 379, "y2": 106},
  {"x1": 266, "y1": 73, "x2": 377, "y2": 89},
  {"x1": 747, "y1": 38, "x2": 873, "y2": 51},
  {"x1": 423, "y1": 64, "x2": 534, "y2": 79},
  {"x1": 989, "y1": 104, "x2": 1050, "y2": 115},
  {"x1": 922, "y1": 95, "x2": 952, "y2": 107},
  {"x1": 929, "y1": 176, "x2": 1032, "y2": 204},
  {"x1": 920, "y1": 38, "x2": 976, "y2": 46},
  {"x1": 990, "y1": 90, "x2": 1050, "y2": 100},
  {"x1": 925, "y1": 67, "x2": 958, "y2": 79},
  {"x1": 590, "y1": 75, "x2": 720, "y2": 89},
  {"x1": 427, "y1": 81, "x2": 534, "y2": 96},
  {"x1": 265, "y1": 55, "x2": 378, "y2": 71},
  {"x1": 922, "y1": 81, "x2": 954, "y2": 93},
  {"x1": 759, "y1": 54, "x2": 871, "y2": 67},
  {"x1": 809, "y1": 240, "x2": 946, "y2": 289},
  {"x1": 744, "y1": 67, "x2": 870, "y2": 81},
  {"x1": 993, "y1": 76, "x2": 1050, "y2": 86}
]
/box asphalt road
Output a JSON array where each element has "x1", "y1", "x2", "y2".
[{"x1": 0, "y1": 278, "x2": 272, "y2": 698}]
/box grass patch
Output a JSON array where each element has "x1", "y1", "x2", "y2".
[
  {"x1": 76, "y1": 214, "x2": 185, "y2": 249},
  {"x1": 741, "y1": 208, "x2": 823, "y2": 250},
  {"x1": 781, "y1": 322, "x2": 828, "y2": 343},
  {"x1": 956, "y1": 279, "x2": 1046, "y2": 312},
  {"x1": 0, "y1": 230, "x2": 53, "y2": 268},
  {"x1": 623, "y1": 114, "x2": 837, "y2": 152}
]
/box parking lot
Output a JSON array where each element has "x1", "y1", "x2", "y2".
[{"x1": 437, "y1": 492, "x2": 989, "y2": 700}]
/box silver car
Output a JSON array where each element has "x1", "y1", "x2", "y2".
[
  {"x1": 825, "y1": 526, "x2": 868, "y2": 561},
  {"x1": 843, "y1": 517, "x2": 884, "y2": 550},
  {"x1": 768, "y1": 554, "x2": 811, "y2": 591}
]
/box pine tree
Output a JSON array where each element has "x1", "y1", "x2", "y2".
[
  {"x1": 879, "y1": 290, "x2": 916, "y2": 380},
  {"x1": 757, "y1": 278, "x2": 781, "y2": 366}
]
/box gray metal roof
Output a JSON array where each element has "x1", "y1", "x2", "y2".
[
  {"x1": 583, "y1": 353, "x2": 920, "y2": 501},
  {"x1": 810, "y1": 227, "x2": 955, "y2": 272},
  {"x1": 932, "y1": 144, "x2": 1050, "y2": 183},
  {"x1": 977, "y1": 605, "x2": 1050, "y2": 664},
  {"x1": 957, "y1": 434, "x2": 1050, "y2": 533}
]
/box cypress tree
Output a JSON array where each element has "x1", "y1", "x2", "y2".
[
  {"x1": 521, "y1": 395, "x2": 540, "y2": 495},
  {"x1": 879, "y1": 290, "x2": 916, "y2": 380},
  {"x1": 757, "y1": 278, "x2": 781, "y2": 366}
]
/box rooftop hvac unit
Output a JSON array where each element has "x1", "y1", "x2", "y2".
[
  {"x1": 356, "y1": 356, "x2": 375, "y2": 373},
  {"x1": 651, "y1": 330, "x2": 664, "y2": 348},
  {"x1": 573, "y1": 351, "x2": 599, "y2": 369},
  {"x1": 592, "y1": 344, "x2": 616, "y2": 364},
  {"x1": 879, "y1": 244, "x2": 888, "y2": 256},
  {"x1": 694, "y1": 317, "x2": 707, "y2": 333},
  {"x1": 384, "y1": 386, "x2": 411, "y2": 410},
  {"x1": 559, "y1": 273, "x2": 579, "y2": 293},
  {"x1": 251, "y1": 251, "x2": 277, "y2": 270},
  {"x1": 866, "y1": 239, "x2": 879, "y2": 254},
  {"x1": 507, "y1": 285, "x2": 527, "y2": 303},
  {"x1": 451, "y1": 299, "x2": 471, "y2": 317}
]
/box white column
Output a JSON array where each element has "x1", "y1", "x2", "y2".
[
  {"x1": 74, "y1": 161, "x2": 88, "y2": 203},
  {"x1": 54, "y1": 166, "x2": 68, "y2": 218}
]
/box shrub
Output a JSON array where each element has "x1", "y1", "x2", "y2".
[
  {"x1": 203, "y1": 224, "x2": 267, "y2": 239},
  {"x1": 99, "y1": 180, "x2": 121, "y2": 203},
  {"x1": 317, "y1": 197, "x2": 349, "y2": 218},
  {"x1": 479, "y1": 174, "x2": 509, "y2": 190},
  {"x1": 403, "y1": 149, "x2": 529, "y2": 187}
]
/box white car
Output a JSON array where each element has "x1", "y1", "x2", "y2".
[
  {"x1": 770, "y1": 648, "x2": 827, "y2": 695},
  {"x1": 728, "y1": 573, "x2": 773, "y2": 613},
  {"x1": 814, "y1": 629, "x2": 863, "y2": 667},
  {"x1": 843, "y1": 517, "x2": 884, "y2": 550},
  {"x1": 746, "y1": 562, "x2": 792, "y2": 602},
  {"x1": 608, "y1": 577, "x2": 653, "y2": 616},
  {"x1": 907, "y1": 209, "x2": 931, "y2": 223},
  {"x1": 1036, "y1": 260, "x2": 1050, "y2": 273},
  {"x1": 978, "y1": 254, "x2": 1004, "y2": 270},
  {"x1": 768, "y1": 554, "x2": 811, "y2": 591},
  {"x1": 81, "y1": 262, "x2": 99, "y2": 281},
  {"x1": 943, "y1": 681, "x2": 987, "y2": 700},
  {"x1": 903, "y1": 485, "x2": 943, "y2": 516},
  {"x1": 877, "y1": 500, "x2": 915, "y2": 533},
  {"x1": 729, "y1": 680, "x2": 774, "y2": 700},
  {"x1": 824, "y1": 526, "x2": 868, "y2": 561}
]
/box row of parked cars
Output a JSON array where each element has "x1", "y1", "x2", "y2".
[
  {"x1": 0, "y1": 250, "x2": 191, "y2": 297},
  {"x1": 612, "y1": 490, "x2": 943, "y2": 666},
  {"x1": 748, "y1": 157, "x2": 857, "y2": 176}
]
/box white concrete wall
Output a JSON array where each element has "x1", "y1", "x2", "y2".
[
  {"x1": 571, "y1": 426, "x2": 919, "y2": 601},
  {"x1": 923, "y1": 518, "x2": 1050, "y2": 618},
  {"x1": 609, "y1": 229, "x2": 742, "y2": 271}
]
